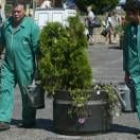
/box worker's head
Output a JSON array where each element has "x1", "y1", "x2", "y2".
[
  {"x1": 12, "y1": 2, "x2": 26, "y2": 24},
  {"x1": 124, "y1": 0, "x2": 140, "y2": 23}
]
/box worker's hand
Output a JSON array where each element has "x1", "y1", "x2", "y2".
[{"x1": 124, "y1": 72, "x2": 130, "y2": 83}]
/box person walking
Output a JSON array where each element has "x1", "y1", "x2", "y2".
[
  {"x1": 0, "y1": 2, "x2": 40, "y2": 131},
  {"x1": 85, "y1": 6, "x2": 95, "y2": 45},
  {"x1": 123, "y1": 1, "x2": 140, "y2": 138},
  {"x1": 111, "y1": 11, "x2": 122, "y2": 43},
  {"x1": 104, "y1": 12, "x2": 113, "y2": 44}
]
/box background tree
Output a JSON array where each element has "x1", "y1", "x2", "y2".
[{"x1": 75, "y1": 0, "x2": 119, "y2": 14}]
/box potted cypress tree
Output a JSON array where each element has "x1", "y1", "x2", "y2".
[{"x1": 38, "y1": 15, "x2": 118, "y2": 134}]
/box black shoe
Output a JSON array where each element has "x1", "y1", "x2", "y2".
[
  {"x1": 18, "y1": 121, "x2": 36, "y2": 128},
  {"x1": 0, "y1": 122, "x2": 10, "y2": 131}
]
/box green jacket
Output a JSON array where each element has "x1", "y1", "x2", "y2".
[
  {"x1": 0, "y1": 16, "x2": 40, "y2": 71},
  {"x1": 123, "y1": 23, "x2": 140, "y2": 76}
]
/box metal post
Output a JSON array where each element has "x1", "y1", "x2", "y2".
[
  {"x1": 33, "y1": 0, "x2": 36, "y2": 18},
  {"x1": 52, "y1": 0, "x2": 55, "y2": 7}
]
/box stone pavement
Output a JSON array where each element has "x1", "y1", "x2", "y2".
[{"x1": 0, "y1": 43, "x2": 140, "y2": 140}]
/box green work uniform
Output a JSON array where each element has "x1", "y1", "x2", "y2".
[
  {"x1": 123, "y1": 23, "x2": 140, "y2": 125},
  {"x1": 0, "y1": 16, "x2": 40, "y2": 124}
]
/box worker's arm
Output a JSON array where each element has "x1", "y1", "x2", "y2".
[
  {"x1": 0, "y1": 25, "x2": 5, "y2": 58},
  {"x1": 122, "y1": 24, "x2": 130, "y2": 83}
]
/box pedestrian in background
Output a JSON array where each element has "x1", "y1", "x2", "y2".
[
  {"x1": 111, "y1": 11, "x2": 122, "y2": 42},
  {"x1": 104, "y1": 12, "x2": 113, "y2": 44},
  {"x1": 85, "y1": 6, "x2": 95, "y2": 45},
  {"x1": 122, "y1": 1, "x2": 140, "y2": 138},
  {"x1": 0, "y1": 2, "x2": 40, "y2": 131}
]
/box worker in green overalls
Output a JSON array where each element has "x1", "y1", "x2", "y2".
[
  {"x1": 0, "y1": 2, "x2": 40, "y2": 131},
  {"x1": 123, "y1": 1, "x2": 140, "y2": 138}
]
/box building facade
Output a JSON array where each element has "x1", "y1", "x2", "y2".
[
  {"x1": 4, "y1": 0, "x2": 62, "y2": 6},
  {"x1": 0, "y1": 0, "x2": 75, "y2": 19}
]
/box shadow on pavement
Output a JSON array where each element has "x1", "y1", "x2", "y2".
[
  {"x1": 11, "y1": 119, "x2": 139, "y2": 135},
  {"x1": 111, "y1": 123, "x2": 139, "y2": 134},
  {"x1": 36, "y1": 119, "x2": 53, "y2": 131},
  {"x1": 11, "y1": 119, "x2": 54, "y2": 132},
  {"x1": 108, "y1": 46, "x2": 121, "y2": 50}
]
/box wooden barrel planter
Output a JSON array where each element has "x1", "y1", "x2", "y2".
[{"x1": 53, "y1": 90, "x2": 112, "y2": 135}]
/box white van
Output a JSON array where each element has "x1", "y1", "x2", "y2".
[{"x1": 34, "y1": 8, "x2": 76, "y2": 29}]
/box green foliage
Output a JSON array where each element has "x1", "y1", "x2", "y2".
[
  {"x1": 75, "y1": 0, "x2": 119, "y2": 14},
  {"x1": 69, "y1": 89, "x2": 91, "y2": 106},
  {"x1": 75, "y1": 0, "x2": 90, "y2": 12},
  {"x1": 39, "y1": 15, "x2": 92, "y2": 96},
  {"x1": 114, "y1": 25, "x2": 123, "y2": 35},
  {"x1": 5, "y1": 4, "x2": 13, "y2": 17},
  {"x1": 93, "y1": 84, "x2": 119, "y2": 117},
  {"x1": 68, "y1": 84, "x2": 119, "y2": 119},
  {"x1": 39, "y1": 15, "x2": 119, "y2": 118}
]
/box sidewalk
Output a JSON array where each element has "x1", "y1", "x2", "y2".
[{"x1": 0, "y1": 43, "x2": 139, "y2": 140}]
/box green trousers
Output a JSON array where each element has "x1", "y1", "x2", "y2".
[
  {"x1": 132, "y1": 75, "x2": 140, "y2": 126},
  {"x1": 0, "y1": 66, "x2": 36, "y2": 123}
]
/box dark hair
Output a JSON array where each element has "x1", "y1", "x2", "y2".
[
  {"x1": 124, "y1": 0, "x2": 140, "y2": 13},
  {"x1": 13, "y1": 2, "x2": 26, "y2": 10},
  {"x1": 108, "y1": 12, "x2": 112, "y2": 17}
]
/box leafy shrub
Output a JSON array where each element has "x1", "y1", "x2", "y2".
[
  {"x1": 38, "y1": 15, "x2": 92, "y2": 96},
  {"x1": 38, "y1": 15, "x2": 119, "y2": 118}
]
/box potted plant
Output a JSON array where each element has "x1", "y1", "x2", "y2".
[{"x1": 38, "y1": 15, "x2": 119, "y2": 134}]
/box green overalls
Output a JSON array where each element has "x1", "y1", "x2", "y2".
[
  {"x1": 123, "y1": 23, "x2": 140, "y2": 124},
  {"x1": 0, "y1": 17, "x2": 40, "y2": 124}
]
